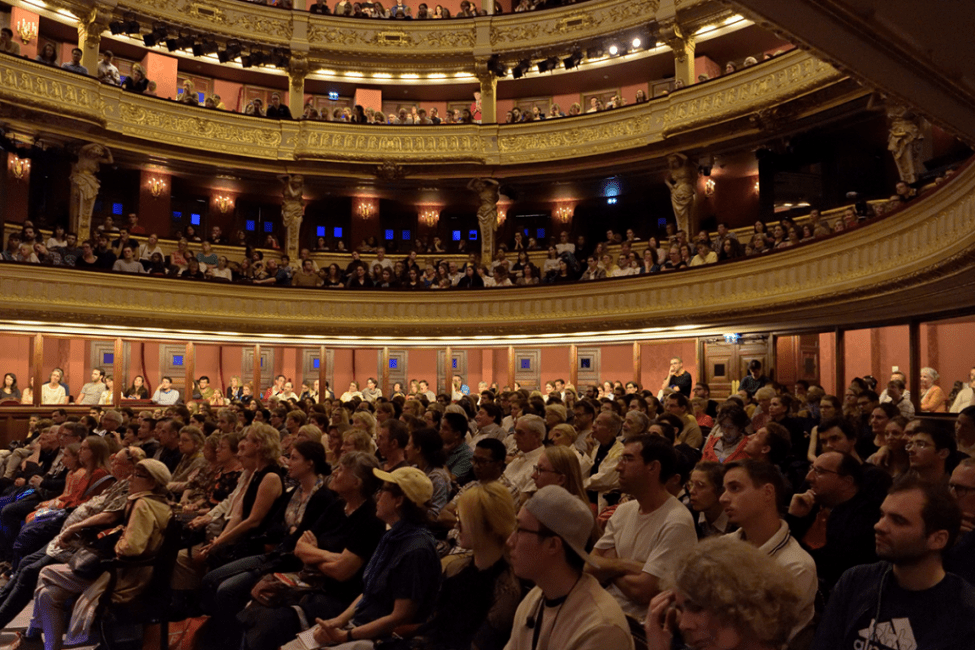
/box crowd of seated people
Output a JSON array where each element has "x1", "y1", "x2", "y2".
[
  {"x1": 256, "y1": 0, "x2": 588, "y2": 17},
  {"x1": 0, "y1": 170, "x2": 947, "y2": 290},
  {"x1": 1, "y1": 363, "x2": 973, "y2": 649}
]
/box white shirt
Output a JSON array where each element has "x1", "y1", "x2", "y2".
[
  {"x1": 951, "y1": 385, "x2": 975, "y2": 413},
  {"x1": 594, "y1": 497, "x2": 697, "y2": 618},
  {"x1": 730, "y1": 521, "x2": 817, "y2": 639},
  {"x1": 139, "y1": 244, "x2": 164, "y2": 261},
  {"x1": 503, "y1": 445, "x2": 544, "y2": 494}
]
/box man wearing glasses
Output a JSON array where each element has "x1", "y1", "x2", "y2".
[
  {"x1": 946, "y1": 457, "x2": 975, "y2": 585},
  {"x1": 786, "y1": 451, "x2": 880, "y2": 595},
  {"x1": 505, "y1": 485, "x2": 633, "y2": 650},
  {"x1": 906, "y1": 420, "x2": 954, "y2": 485}
]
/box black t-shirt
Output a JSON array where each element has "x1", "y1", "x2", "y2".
[
  {"x1": 667, "y1": 371, "x2": 692, "y2": 397},
  {"x1": 306, "y1": 497, "x2": 386, "y2": 606},
  {"x1": 813, "y1": 561, "x2": 975, "y2": 650}
]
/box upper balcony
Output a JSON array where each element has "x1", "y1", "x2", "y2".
[
  {"x1": 31, "y1": 0, "x2": 734, "y2": 70},
  {"x1": 0, "y1": 47, "x2": 858, "y2": 177}
]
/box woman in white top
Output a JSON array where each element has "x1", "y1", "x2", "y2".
[
  {"x1": 208, "y1": 256, "x2": 233, "y2": 281},
  {"x1": 45, "y1": 225, "x2": 67, "y2": 250},
  {"x1": 340, "y1": 381, "x2": 362, "y2": 403},
  {"x1": 139, "y1": 233, "x2": 165, "y2": 261},
  {"x1": 98, "y1": 376, "x2": 115, "y2": 405},
  {"x1": 42, "y1": 369, "x2": 67, "y2": 405}
]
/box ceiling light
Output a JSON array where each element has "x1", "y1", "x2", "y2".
[
  {"x1": 631, "y1": 37, "x2": 641, "y2": 48},
  {"x1": 608, "y1": 44, "x2": 619, "y2": 56}
]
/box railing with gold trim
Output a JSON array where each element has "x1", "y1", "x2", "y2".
[
  {"x1": 38, "y1": 0, "x2": 697, "y2": 63},
  {"x1": 0, "y1": 49, "x2": 851, "y2": 169},
  {"x1": 2, "y1": 160, "x2": 974, "y2": 338}
]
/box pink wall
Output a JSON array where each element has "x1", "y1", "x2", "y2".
[
  {"x1": 819, "y1": 332, "x2": 835, "y2": 395},
  {"x1": 922, "y1": 319, "x2": 975, "y2": 389},
  {"x1": 552, "y1": 92, "x2": 579, "y2": 114},
  {"x1": 213, "y1": 79, "x2": 244, "y2": 113},
  {"x1": 354, "y1": 88, "x2": 383, "y2": 114},
  {"x1": 640, "y1": 340, "x2": 698, "y2": 391},
  {"x1": 5, "y1": 152, "x2": 30, "y2": 223},
  {"x1": 619, "y1": 82, "x2": 648, "y2": 106},
  {"x1": 694, "y1": 56, "x2": 720, "y2": 82},
  {"x1": 0, "y1": 335, "x2": 31, "y2": 391},
  {"x1": 142, "y1": 52, "x2": 178, "y2": 103},
  {"x1": 843, "y1": 329, "x2": 872, "y2": 388}
]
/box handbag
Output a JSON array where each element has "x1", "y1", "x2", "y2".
[{"x1": 69, "y1": 526, "x2": 123, "y2": 580}]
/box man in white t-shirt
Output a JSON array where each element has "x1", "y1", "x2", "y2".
[
  {"x1": 721, "y1": 459, "x2": 818, "y2": 642},
  {"x1": 588, "y1": 434, "x2": 697, "y2": 620}
]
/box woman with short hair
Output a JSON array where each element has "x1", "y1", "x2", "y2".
[
  {"x1": 645, "y1": 537, "x2": 801, "y2": 650},
  {"x1": 406, "y1": 427, "x2": 452, "y2": 516}
]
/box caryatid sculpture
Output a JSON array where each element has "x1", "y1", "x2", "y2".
[
  {"x1": 468, "y1": 177, "x2": 500, "y2": 262},
  {"x1": 69, "y1": 143, "x2": 113, "y2": 241},
  {"x1": 665, "y1": 153, "x2": 698, "y2": 235},
  {"x1": 280, "y1": 174, "x2": 305, "y2": 260}
]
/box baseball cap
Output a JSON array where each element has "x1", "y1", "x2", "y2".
[
  {"x1": 524, "y1": 485, "x2": 595, "y2": 566},
  {"x1": 373, "y1": 466, "x2": 433, "y2": 507}
]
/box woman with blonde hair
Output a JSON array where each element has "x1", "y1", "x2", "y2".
[
  {"x1": 530, "y1": 444, "x2": 590, "y2": 506},
  {"x1": 295, "y1": 423, "x2": 323, "y2": 445},
  {"x1": 351, "y1": 411, "x2": 377, "y2": 440},
  {"x1": 646, "y1": 537, "x2": 801, "y2": 650},
  {"x1": 341, "y1": 429, "x2": 377, "y2": 456},
  {"x1": 409, "y1": 482, "x2": 521, "y2": 650}
]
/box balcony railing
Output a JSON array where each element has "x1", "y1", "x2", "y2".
[{"x1": 0, "y1": 48, "x2": 848, "y2": 168}]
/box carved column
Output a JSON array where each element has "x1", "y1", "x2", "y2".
[
  {"x1": 468, "y1": 178, "x2": 500, "y2": 263},
  {"x1": 288, "y1": 55, "x2": 309, "y2": 120},
  {"x1": 78, "y1": 5, "x2": 112, "y2": 74},
  {"x1": 475, "y1": 63, "x2": 498, "y2": 124},
  {"x1": 69, "y1": 143, "x2": 113, "y2": 241},
  {"x1": 661, "y1": 22, "x2": 695, "y2": 88},
  {"x1": 281, "y1": 175, "x2": 305, "y2": 261}
]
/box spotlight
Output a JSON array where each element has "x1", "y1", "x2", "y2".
[
  {"x1": 240, "y1": 55, "x2": 252, "y2": 68},
  {"x1": 250, "y1": 50, "x2": 267, "y2": 66},
  {"x1": 586, "y1": 47, "x2": 604, "y2": 59},
  {"x1": 608, "y1": 43, "x2": 619, "y2": 56},
  {"x1": 537, "y1": 57, "x2": 558, "y2": 73},
  {"x1": 512, "y1": 59, "x2": 531, "y2": 79},
  {"x1": 144, "y1": 33, "x2": 159, "y2": 47},
  {"x1": 125, "y1": 19, "x2": 141, "y2": 34},
  {"x1": 269, "y1": 47, "x2": 290, "y2": 67},
  {"x1": 109, "y1": 21, "x2": 125, "y2": 36},
  {"x1": 144, "y1": 23, "x2": 167, "y2": 48},
  {"x1": 192, "y1": 42, "x2": 204, "y2": 57},
  {"x1": 631, "y1": 37, "x2": 641, "y2": 48},
  {"x1": 563, "y1": 50, "x2": 583, "y2": 70},
  {"x1": 218, "y1": 49, "x2": 230, "y2": 63},
  {"x1": 487, "y1": 55, "x2": 507, "y2": 77},
  {"x1": 166, "y1": 37, "x2": 179, "y2": 52}
]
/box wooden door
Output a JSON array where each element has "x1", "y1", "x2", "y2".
[{"x1": 701, "y1": 335, "x2": 773, "y2": 398}]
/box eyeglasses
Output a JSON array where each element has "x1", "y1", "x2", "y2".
[
  {"x1": 905, "y1": 440, "x2": 932, "y2": 450},
  {"x1": 133, "y1": 469, "x2": 151, "y2": 479},
  {"x1": 532, "y1": 465, "x2": 561, "y2": 475},
  {"x1": 949, "y1": 483, "x2": 975, "y2": 497},
  {"x1": 513, "y1": 526, "x2": 551, "y2": 538},
  {"x1": 810, "y1": 466, "x2": 840, "y2": 477}
]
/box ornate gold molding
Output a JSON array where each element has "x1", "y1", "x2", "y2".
[
  {"x1": 0, "y1": 50, "x2": 857, "y2": 170},
  {"x1": 2, "y1": 161, "x2": 975, "y2": 338}
]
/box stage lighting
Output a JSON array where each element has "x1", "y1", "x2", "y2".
[
  {"x1": 487, "y1": 55, "x2": 507, "y2": 77},
  {"x1": 608, "y1": 43, "x2": 619, "y2": 56},
  {"x1": 512, "y1": 59, "x2": 530, "y2": 79},
  {"x1": 537, "y1": 57, "x2": 558, "y2": 73},
  {"x1": 125, "y1": 20, "x2": 141, "y2": 34},
  {"x1": 631, "y1": 37, "x2": 641, "y2": 48},
  {"x1": 563, "y1": 50, "x2": 583, "y2": 70},
  {"x1": 109, "y1": 21, "x2": 125, "y2": 36}
]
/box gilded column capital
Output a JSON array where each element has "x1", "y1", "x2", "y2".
[
  {"x1": 288, "y1": 54, "x2": 310, "y2": 89},
  {"x1": 660, "y1": 21, "x2": 695, "y2": 63}
]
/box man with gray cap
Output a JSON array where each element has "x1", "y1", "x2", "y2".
[{"x1": 505, "y1": 485, "x2": 634, "y2": 650}]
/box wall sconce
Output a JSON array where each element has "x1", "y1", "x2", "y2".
[
  {"x1": 9, "y1": 156, "x2": 30, "y2": 180},
  {"x1": 496, "y1": 203, "x2": 509, "y2": 227},
  {"x1": 419, "y1": 208, "x2": 439, "y2": 227},
  {"x1": 554, "y1": 203, "x2": 574, "y2": 223},
  {"x1": 215, "y1": 195, "x2": 234, "y2": 214},
  {"x1": 754, "y1": 179, "x2": 760, "y2": 193},
  {"x1": 16, "y1": 19, "x2": 37, "y2": 44},
  {"x1": 148, "y1": 177, "x2": 166, "y2": 198},
  {"x1": 355, "y1": 198, "x2": 377, "y2": 219},
  {"x1": 704, "y1": 178, "x2": 716, "y2": 197}
]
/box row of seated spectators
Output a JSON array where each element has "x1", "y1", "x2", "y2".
[
  {"x1": 0, "y1": 365, "x2": 972, "y2": 649},
  {"x1": 257, "y1": 0, "x2": 582, "y2": 17},
  {"x1": 0, "y1": 178, "x2": 937, "y2": 289}
]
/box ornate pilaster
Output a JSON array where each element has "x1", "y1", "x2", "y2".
[
  {"x1": 660, "y1": 21, "x2": 695, "y2": 88},
  {"x1": 288, "y1": 54, "x2": 309, "y2": 120},
  {"x1": 475, "y1": 61, "x2": 498, "y2": 124},
  {"x1": 468, "y1": 178, "x2": 500, "y2": 263},
  {"x1": 69, "y1": 143, "x2": 113, "y2": 241},
  {"x1": 78, "y1": 5, "x2": 113, "y2": 74}
]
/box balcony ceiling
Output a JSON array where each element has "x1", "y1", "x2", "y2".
[{"x1": 731, "y1": 0, "x2": 975, "y2": 144}]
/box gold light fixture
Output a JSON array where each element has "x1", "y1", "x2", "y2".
[
  {"x1": 9, "y1": 156, "x2": 30, "y2": 180},
  {"x1": 754, "y1": 179, "x2": 760, "y2": 193},
  {"x1": 418, "y1": 206, "x2": 440, "y2": 226},
  {"x1": 16, "y1": 19, "x2": 37, "y2": 44},
  {"x1": 354, "y1": 197, "x2": 377, "y2": 219},
  {"x1": 148, "y1": 177, "x2": 166, "y2": 198},
  {"x1": 496, "y1": 202, "x2": 509, "y2": 227},
  {"x1": 704, "y1": 178, "x2": 716, "y2": 197},
  {"x1": 554, "y1": 203, "x2": 574, "y2": 223},
  {"x1": 215, "y1": 195, "x2": 234, "y2": 214}
]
